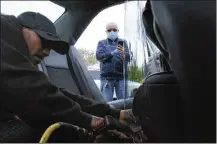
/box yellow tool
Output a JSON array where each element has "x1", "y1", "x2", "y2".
[
  {"x1": 39, "y1": 122, "x2": 91, "y2": 143},
  {"x1": 39, "y1": 122, "x2": 61, "y2": 143}
]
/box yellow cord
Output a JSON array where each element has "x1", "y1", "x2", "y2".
[{"x1": 39, "y1": 122, "x2": 61, "y2": 143}]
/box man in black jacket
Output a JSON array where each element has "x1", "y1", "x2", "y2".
[{"x1": 0, "y1": 12, "x2": 134, "y2": 142}]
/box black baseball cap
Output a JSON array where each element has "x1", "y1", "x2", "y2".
[{"x1": 17, "y1": 11, "x2": 69, "y2": 55}]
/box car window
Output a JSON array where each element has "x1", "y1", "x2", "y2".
[
  {"x1": 146, "y1": 38, "x2": 163, "y2": 74},
  {"x1": 74, "y1": 1, "x2": 163, "y2": 102},
  {"x1": 1, "y1": 1, "x2": 65, "y2": 23},
  {"x1": 74, "y1": 3, "x2": 126, "y2": 100},
  {"x1": 123, "y1": 1, "x2": 146, "y2": 98}
]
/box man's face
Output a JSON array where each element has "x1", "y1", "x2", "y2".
[
  {"x1": 23, "y1": 28, "x2": 51, "y2": 64},
  {"x1": 106, "y1": 22, "x2": 119, "y2": 41},
  {"x1": 106, "y1": 22, "x2": 119, "y2": 34}
]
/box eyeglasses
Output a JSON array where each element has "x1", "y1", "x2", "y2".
[{"x1": 107, "y1": 28, "x2": 118, "y2": 32}]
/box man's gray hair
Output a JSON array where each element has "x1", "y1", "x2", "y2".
[{"x1": 106, "y1": 22, "x2": 118, "y2": 30}]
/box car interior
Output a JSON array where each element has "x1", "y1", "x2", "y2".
[
  {"x1": 39, "y1": 45, "x2": 133, "y2": 109},
  {"x1": 1, "y1": 0, "x2": 216, "y2": 143}
]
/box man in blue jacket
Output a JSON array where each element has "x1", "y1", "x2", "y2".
[{"x1": 96, "y1": 22, "x2": 131, "y2": 102}]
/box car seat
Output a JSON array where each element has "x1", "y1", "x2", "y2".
[{"x1": 133, "y1": 0, "x2": 216, "y2": 143}]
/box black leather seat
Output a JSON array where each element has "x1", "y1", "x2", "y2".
[
  {"x1": 133, "y1": 72, "x2": 182, "y2": 142},
  {"x1": 67, "y1": 46, "x2": 105, "y2": 102},
  {"x1": 134, "y1": 0, "x2": 216, "y2": 143},
  {"x1": 133, "y1": 1, "x2": 182, "y2": 142},
  {"x1": 0, "y1": 118, "x2": 39, "y2": 142}
]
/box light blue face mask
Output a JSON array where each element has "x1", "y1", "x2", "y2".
[{"x1": 107, "y1": 31, "x2": 118, "y2": 41}]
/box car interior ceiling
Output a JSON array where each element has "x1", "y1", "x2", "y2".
[
  {"x1": 36, "y1": 0, "x2": 216, "y2": 142},
  {"x1": 52, "y1": 0, "x2": 126, "y2": 45}
]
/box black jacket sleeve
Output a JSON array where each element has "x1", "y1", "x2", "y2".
[
  {"x1": 0, "y1": 15, "x2": 94, "y2": 130},
  {"x1": 0, "y1": 15, "x2": 121, "y2": 131},
  {"x1": 0, "y1": 40, "x2": 92, "y2": 130},
  {"x1": 60, "y1": 88, "x2": 121, "y2": 119}
]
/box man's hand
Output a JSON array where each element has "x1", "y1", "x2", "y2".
[
  {"x1": 111, "y1": 49, "x2": 119, "y2": 57},
  {"x1": 119, "y1": 109, "x2": 136, "y2": 125},
  {"x1": 107, "y1": 130, "x2": 130, "y2": 139},
  {"x1": 91, "y1": 115, "x2": 105, "y2": 130}
]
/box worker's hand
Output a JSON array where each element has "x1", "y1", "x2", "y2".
[
  {"x1": 119, "y1": 109, "x2": 136, "y2": 125},
  {"x1": 91, "y1": 115, "x2": 105, "y2": 130},
  {"x1": 111, "y1": 49, "x2": 119, "y2": 57},
  {"x1": 117, "y1": 44, "x2": 124, "y2": 57},
  {"x1": 107, "y1": 129, "x2": 131, "y2": 139},
  {"x1": 95, "y1": 130, "x2": 132, "y2": 142}
]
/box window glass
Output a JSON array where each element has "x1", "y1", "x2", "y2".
[
  {"x1": 123, "y1": 1, "x2": 146, "y2": 98},
  {"x1": 1, "y1": 1, "x2": 65, "y2": 23},
  {"x1": 74, "y1": 1, "x2": 164, "y2": 102},
  {"x1": 74, "y1": 3, "x2": 126, "y2": 100}
]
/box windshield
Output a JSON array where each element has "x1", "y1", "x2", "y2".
[{"x1": 1, "y1": 1, "x2": 65, "y2": 23}]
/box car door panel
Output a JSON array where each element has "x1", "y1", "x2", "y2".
[{"x1": 108, "y1": 98, "x2": 133, "y2": 109}]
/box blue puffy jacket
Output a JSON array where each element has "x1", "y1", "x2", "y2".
[{"x1": 96, "y1": 38, "x2": 131, "y2": 79}]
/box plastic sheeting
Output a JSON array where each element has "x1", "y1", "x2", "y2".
[{"x1": 123, "y1": 1, "x2": 163, "y2": 108}]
